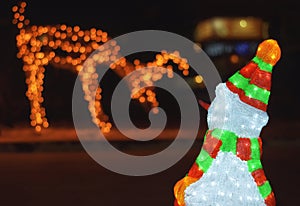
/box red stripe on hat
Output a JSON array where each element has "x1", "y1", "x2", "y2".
[
  {"x1": 239, "y1": 61, "x2": 258, "y2": 78},
  {"x1": 226, "y1": 81, "x2": 241, "y2": 94},
  {"x1": 236, "y1": 138, "x2": 251, "y2": 161},
  {"x1": 251, "y1": 169, "x2": 267, "y2": 186},
  {"x1": 203, "y1": 131, "x2": 222, "y2": 158},
  {"x1": 226, "y1": 81, "x2": 268, "y2": 111},
  {"x1": 239, "y1": 94, "x2": 267, "y2": 111},
  {"x1": 264, "y1": 192, "x2": 276, "y2": 206},
  {"x1": 250, "y1": 69, "x2": 272, "y2": 91}
]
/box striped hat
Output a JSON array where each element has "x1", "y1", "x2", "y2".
[{"x1": 226, "y1": 39, "x2": 281, "y2": 111}]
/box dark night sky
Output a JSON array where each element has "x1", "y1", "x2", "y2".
[
  {"x1": 1, "y1": 0, "x2": 299, "y2": 38},
  {"x1": 0, "y1": 0, "x2": 299, "y2": 125}
]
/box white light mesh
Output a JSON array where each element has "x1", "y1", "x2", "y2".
[
  {"x1": 184, "y1": 152, "x2": 265, "y2": 206},
  {"x1": 207, "y1": 83, "x2": 269, "y2": 138}
]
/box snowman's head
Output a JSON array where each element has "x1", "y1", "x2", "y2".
[
  {"x1": 206, "y1": 83, "x2": 269, "y2": 138},
  {"x1": 200, "y1": 39, "x2": 281, "y2": 138}
]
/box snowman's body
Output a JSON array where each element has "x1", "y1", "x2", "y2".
[
  {"x1": 184, "y1": 83, "x2": 268, "y2": 206},
  {"x1": 185, "y1": 151, "x2": 265, "y2": 206},
  {"x1": 174, "y1": 39, "x2": 280, "y2": 206}
]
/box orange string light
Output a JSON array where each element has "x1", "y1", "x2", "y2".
[{"x1": 12, "y1": 1, "x2": 193, "y2": 133}]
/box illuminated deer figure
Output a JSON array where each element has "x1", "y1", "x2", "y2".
[{"x1": 12, "y1": 1, "x2": 192, "y2": 133}]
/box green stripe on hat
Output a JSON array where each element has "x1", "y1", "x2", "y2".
[
  {"x1": 244, "y1": 84, "x2": 270, "y2": 104},
  {"x1": 228, "y1": 72, "x2": 249, "y2": 89},
  {"x1": 252, "y1": 56, "x2": 273, "y2": 72},
  {"x1": 228, "y1": 71, "x2": 271, "y2": 104}
]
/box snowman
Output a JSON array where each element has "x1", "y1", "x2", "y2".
[{"x1": 174, "y1": 39, "x2": 281, "y2": 206}]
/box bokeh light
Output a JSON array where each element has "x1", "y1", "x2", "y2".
[{"x1": 12, "y1": 1, "x2": 193, "y2": 133}]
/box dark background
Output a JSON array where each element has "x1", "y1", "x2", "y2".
[
  {"x1": 0, "y1": 1, "x2": 299, "y2": 206},
  {"x1": 0, "y1": 0, "x2": 299, "y2": 126}
]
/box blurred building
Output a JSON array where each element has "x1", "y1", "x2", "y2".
[{"x1": 194, "y1": 17, "x2": 269, "y2": 80}]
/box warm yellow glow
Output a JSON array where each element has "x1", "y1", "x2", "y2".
[
  {"x1": 60, "y1": 24, "x2": 67, "y2": 31},
  {"x1": 194, "y1": 75, "x2": 203, "y2": 84},
  {"x1": 13, "y1": 1, "x2": 196, "y2": 133},
  {"x1": 74, "y1": 26, "x2": 80, "y2": 32},
  {"x1": 239, "y1": 19, "x2": 247, "y2": 28},
  {"x1": 133, "y1": 59, "x2": 140, "y2": 65},
  {"x1": 139, "y1": 96, "x2": 146, "y2": 103},
  {"x1": 183, "y1": 70, "x2": 189, "y2": 76},
  {"x1": 151, "y1": 107, "x2": 159, "y2": 114},
  {"x1": 20, "y1": 2, "x2": 27, "y2": 8},
  {"x1": 230, "y1": 54, "x2": 239, "y2": 64},
  {"x1": 12, "y1": 6, "x2": 18, "y2": 12},
  {"x1": 35, "y1": 125, "x2": 41, "y2": 132}
]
